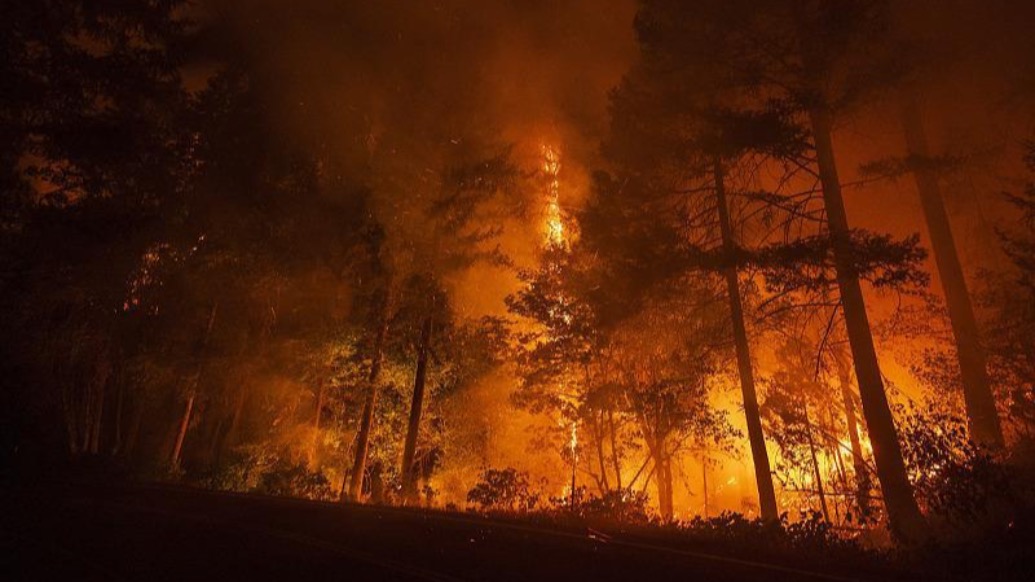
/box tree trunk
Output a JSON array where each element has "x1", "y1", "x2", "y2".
[
  {"x1": 222, "y1": 387, "x2": 246, "y2": 456},
  {"x1": 169, "y1": 392, "x2": 195, "y2": 470},
  {"x1": 900, "y1": 91, "x2": 1003, "y2": 448},
  {"x1": 88, "y1": 379, "x2": 104, "y2": 455},
  {"x1": 714, "y1": 159, "x2": 779, "y2": 521},
  {"x1": 124, "y1": 397, "x2": 144, "y2": 460},
  {"x1": 802, "y1": 402, "x2": 830, "y2": 522},
  {"x1": 809, "y1": 107, "x2": 927, "y2": 542},
  {"x1": 836, "y1": 349, "x2": 872, "y2": 504},
  {"x1": 701, "y1": 455, "x2": 710, "y2": 518},
  {"x1": 309, "y1": 377, "x2": 325, "y2": 466},
  {"x1": 89, "y1": 347, "x2": 112, "y2": 455},
  {"x1": 400, "y1": 316, "x2": 433, "y2": 502},
  {"x1": 347, "y1": 292, "x2": 392, "y2": 501},
  {"x1": 111, "y1": 376, "x2": 123, "y2": 455},
  {"x1": 595, "y1": 413, "x2": 610, "y2": 492},
  {"x1": 655, "y1": 449, "x2": 674, "y2": 521},
  {"x1": 608, "y1": 406, "x2": 622, "y2": 491},
  {"x1": 169, "y1": 303, "x2": 218, "y2": 471}
]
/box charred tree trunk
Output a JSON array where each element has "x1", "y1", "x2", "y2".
[
  {"x1": 111, "y1": 375, "x2": 124, "y2": 455},
  {"x1": 836, "y1": 349, "x2": 873, "y2": 513},
  {"x1": 900, "y1": 91, "x2": 1003, "y2": 448},
  {"x1": 714, "y1": 159, "x2": 779, "y2": 521},
  {"x1": 701, "y1": 454, "x2": 710, "y2": 518},
  {"x1": 309, "y1": 377, "x2": 325, "y2": 466},
  {"x1": 169, "y1": 393, "x2": 195, "y2": 471},
  {"x1": 221, "y1": 386, "x2": 247, "y2": 458},
  {"x1": 595, "y1": 412, "x2": 610, "y2": 492},
  {"x1": 809, "y1": 108, "x2": 927, "y2": 542},
  {"x1": 608, "y1": 406, "x2": 622, "y2": 491},
  {"x1": 400, "y1": 316, "x2": 433, "y2": 503},
  {"x1": 347, "y1": 291, "x2": 392, "y2": 501},
  {"x1": 655, "y1": 448, "x2": 674, "y2": 521},
  {"x1": 87, "y1": 377, "x2": 105, "y2": 455},
  {"x1": 802, "y1": 402, "x2": 830, "y2": 522},
  {"x1": 170, "y1": 303, "x2": 218, "y2": 471},
  {"x1": 123, "y1": 396, "x2": 144, "y2": 460}
]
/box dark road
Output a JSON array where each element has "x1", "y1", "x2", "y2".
[{"x1": 2, "y1": 482, "x2": 876, "y2": 581}]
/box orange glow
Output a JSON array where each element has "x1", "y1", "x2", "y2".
[{"x1": 542, "y1": 144, "x2": 565, "y2": 246}]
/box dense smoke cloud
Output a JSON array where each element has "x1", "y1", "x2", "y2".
[
  {"x1": 7, "y1": 0, "x2": 1035, "y2": 541},
  {"x1": 200, "y1": 0, "x2": 637, "y2": 312},
  {"x1": 205, "y1": 0, "x2": 636, "y2": 172}
]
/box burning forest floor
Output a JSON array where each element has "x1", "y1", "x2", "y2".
[{"x1": 2, "y1": 476, "x2": 1034, "y2": 582}]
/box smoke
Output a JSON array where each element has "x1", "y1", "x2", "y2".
[
  {"x1": 204, "y1": 0, "x2": 636, "y2": 307},
  {"x1": 188, "y1": 0, "x2": 1035, "y2": 511}
]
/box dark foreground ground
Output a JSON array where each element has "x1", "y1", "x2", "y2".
[{"x1": 2, "y1": 480, "x2": 895, "y2": 582}]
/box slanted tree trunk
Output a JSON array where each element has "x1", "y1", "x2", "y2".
[
  {"x1": 701, "y1": 454, "x2": 710, "y2": 518},
  {"x1": 347, "y1": 291, "x2": 392, "y2": 501},
  {"x1": 169, "y1": 393, "x2": 195, "y2": 470},
  {"x1": 594, "y1": 412, "x2": 610, "y2": 492},
  {"x1": 809, "y1": 107, "x2": 927, "y2": 542},
  {"x1": 714, "y1": 159, "x2": 779, "y2": 521},
  {"x1": 608, "y1": 406, "x2": 622, "y2": 491},
  {"x1": 900, "y1": 91, "x2": 1003, "y2": 448},
  {"x1": 111, "y1": 375, "x2": 124, "y2": 455},
  {"x1": 400, "y1": 316, "x2": 433, "y2": 502},
  {"x1": 170, "y1": 303, "x2": 218, "y2": 471},
  {"x1": 654, "y1": 445, "x2": 674, "y2": 521},
  {"x1": 218, "y1": 386, "x2": 247, "y2": 462},
  {"x1": 309, "y1": 377, "x2": 325, "y2": 466},
  {"x1": 123, "y1": 396, "x2": 144, "y2": 460},
  {"x1": 802, "y1": 402, "x2": 830, "y2": 522},
  {"x1": 835, "y1": 349, "x2": 872, "y2": 502},
  {"x1": 87, "y1": 374, "x2": 105, "y2": 455}
]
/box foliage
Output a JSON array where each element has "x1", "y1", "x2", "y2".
[
  {"x1": 981, "y1": 141, "x2": 1035, "y2": 438},
  {"x1": 466, "y1": 468, "x2": 542, "y2": 512},
  {"x1": 255, "y1": 460, "x2": 335, "y2": 501},
  {"x1": 668, "y1": 509, "x2": 880, "y2": 574},
  {"x1": 562, "y1": 489, "x2": 654, "y2": 524},
  {"x1": 897, "y1": 405, "x2": 1014, "y2": 524}
]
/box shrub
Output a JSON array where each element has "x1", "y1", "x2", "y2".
[
  {"x1": 467, "y1": 468, "x2": 541, "y2": 512},
  {"x1": 553, "y1": 488, "x2": 653, "y2": 524},
  {"x1": 255, "y1": 460, "x2": 334, "y2": 501}
]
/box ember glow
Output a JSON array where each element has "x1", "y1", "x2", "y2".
[
  {"x1": 5, "y1": 2, "x2": 1035, "y2": 574},
  {"x1": 542, "y1": 144, "x2": 565, "y2": 247}
]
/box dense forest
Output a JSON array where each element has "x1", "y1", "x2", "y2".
[{"x1": 3, "y1": 0, "x2": 1035, "y2": 553}]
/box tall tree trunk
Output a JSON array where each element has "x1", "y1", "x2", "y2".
[
  {"x1": 802, "y1": 402, "x2": 830, "y2": 522},
  {"x1": 701, "y1": 454, "x2": 710, "y2": 518},
  {"x1": 608, "y1": 406, "x2": 622, "y2": 491},
  {"x1": 714, "y1": 159, "x2": 779, "y2": 521},
  {"x1": 655, "y1": 448, "x2": 674, "y2": 521},
  {"x1": 88, "y1": 346, "x2": 112, "y2": 455},
  {"x1": 900, "y1": 91, "x2": 1003, "y2": 448},
  {"x1": 123, "y1": 397, "x2": 144, "y2": 460},
  {"x1": 595, "y1": 412, "x2": 610, "y2": 492},
  {"x1": 809, "y1": 108, "x2": 927, "y2": 542},
  {"x1": 169, "y1": 393, "x2": 195, "y2": 470},
  {"x1": 400, "y1": 316, "x2": 433, "y2": 502},
  {"x1": 347, "y1": 291, "x2": 392, "y2": 501},
  {"x1": 88, "y1": 381, "x2": 104, "y2": 455},
  {"x1": 111, "y1": 376, "x2": 123, "y2": 455},
  {"x1": 836, "y1": 349, "x2": 872, "y2": 500},
  {"x1": 221, "y1": 386, "x2": 246, "y2": 458},
  {"x1": 309, "y1": 377, "x2": 325, "y2": 466},
  {"x1": 170, "y1": 303, "x2": 218, "y2": 471}
]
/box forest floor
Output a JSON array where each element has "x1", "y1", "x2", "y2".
[{"x1": 0, "y1": 479, "x2": 978, "y2": 582}]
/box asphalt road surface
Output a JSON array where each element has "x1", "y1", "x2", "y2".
[{"x1": 1, "y1": 481, "x2": 887, "y2": 581}]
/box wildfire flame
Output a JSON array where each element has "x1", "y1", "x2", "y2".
[
  {"x1": 542, "y1": 144, "x2": 564, "y2": 246},
  {"x1": 569, "y1": 420, "x2": 578, "y2": 454}
]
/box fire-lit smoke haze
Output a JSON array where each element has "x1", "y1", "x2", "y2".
[{"x1": 6, "y1": 0, "x2": 1035, "y2": 557}]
